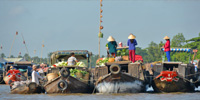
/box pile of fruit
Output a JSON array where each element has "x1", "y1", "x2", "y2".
[
  {"x1": 96, "y1": 57, "x2": 122, "y2": 66},
  {"x1": 117, "y1": 48, "x2": 129, "y2": 56}
]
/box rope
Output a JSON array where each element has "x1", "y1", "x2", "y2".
[
  {"x1": 182, "y1": 77, "x2": 200, "y2": 84},
  {"x1": 9, "y1": 34, "x2": 17, "y2": 58},
  {"x1": 21, "y1": 33, "x2": 29, "y2": 55}
]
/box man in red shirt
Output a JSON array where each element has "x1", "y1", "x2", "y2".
[{"x1": 163, "y1": 36, "x2": 170, "y2": 61}]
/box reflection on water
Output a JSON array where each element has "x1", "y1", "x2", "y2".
[{"x1": 1, "y1": 85, "x2": 200, "y2": 100}]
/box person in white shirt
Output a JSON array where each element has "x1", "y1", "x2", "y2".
[
  {"x1": 67, "y1": 53, "x2": 78, "y2": 66},
  {"x1": 32, "y1": 65, "x2": 43, "y2": 85}
]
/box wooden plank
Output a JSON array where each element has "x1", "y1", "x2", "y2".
[{"x1": 105, "y1": 61, "x2": 131, "y2": 65}]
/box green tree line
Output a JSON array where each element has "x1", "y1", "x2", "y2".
[{"x1": 1, "y1": 33, "x2": 200, "y2": 66}]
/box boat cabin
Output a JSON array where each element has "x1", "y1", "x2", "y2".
[{"x1": 152, "y1": 62, "x2": 195, "y2": 79}]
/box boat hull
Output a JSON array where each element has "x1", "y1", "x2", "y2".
[
  {"x1": 11, "y1": 83, "x2": 44, "y2": 94},
  {"x1": 95, "y1": 73, "x2": 146, "y2": 93},
  {"x1": 44, "y1": 76, "x2": 89, "y2": 94},
  {"x1": 152, "y1": 71, "x2": 195, "y2": 92},
  {"x1": 153, "y1": 78, "x2": 194, "y2": 92}
]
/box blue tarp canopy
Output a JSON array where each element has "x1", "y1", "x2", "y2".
[{"x1": 161, "y1": 48, "x2": 192, "y2": 53}]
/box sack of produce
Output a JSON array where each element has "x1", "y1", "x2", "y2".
[{"x1": 108, "y1": 58, "x2": 115, "y2": 62}]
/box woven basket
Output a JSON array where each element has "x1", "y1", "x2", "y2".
[
  {"x1": 83, "y1": 73, "x2": 89, "y2": 80},
  {"x1": 47, "y1": 73, "x2": 58, "y2": 81},
  {"x1": 76, "y1": 72, "x2": 83, "y2": 79},
  {"x1": 122, "y1": 56, "x2": 129, "y2": 61}
]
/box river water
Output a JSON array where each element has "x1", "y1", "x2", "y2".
[{"x1": 1, "y1": 85, "x2": 200, "y2": 100}]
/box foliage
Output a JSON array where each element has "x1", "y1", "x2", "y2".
[
  {"x1": 144, "y1": 41, "x2": 162, "y2": 63},
  {"x1": 0, "y1": 53, "x2": 6, "y2": 58},
  {"x1": 171, "y1": 33, "x2": 185, "y2": 47}
]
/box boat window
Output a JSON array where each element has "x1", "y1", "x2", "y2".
[{"x1": 163, "y1": 64, "x2": 179, "y2": 71}]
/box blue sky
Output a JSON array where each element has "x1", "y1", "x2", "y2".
[{"x1": 0, "y1": 0, "x2": 200, "y2": 57}]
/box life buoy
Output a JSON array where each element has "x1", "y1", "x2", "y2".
[
  {"x1": 57, "y1": 80, "x2": 68, "y2": 91},
  {"x1": 60, "y1": 68, "x2": 70, "y2": 78},
  {"x1": 110, "y1": 64, "x2": 121, "y2": 74}
]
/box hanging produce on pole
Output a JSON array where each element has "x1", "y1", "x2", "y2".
[{"x1": 98, "y1": 0, "x2": 103, "y2": 58}]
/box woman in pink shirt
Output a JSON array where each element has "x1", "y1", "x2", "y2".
[{"x1": 163, "y1": 36, "x2": 170, "y2": 61}]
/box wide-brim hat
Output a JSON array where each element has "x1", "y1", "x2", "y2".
[
  {"x1": 128, "y1": 34, "x2": 136, "y2": 39},
  {"x1": 10, "y1": 66, "x2": 13, "y2": 69},
  {"x1": 107, "y1": 36, "x2": 115, "y2": 41},
  {"x1": 163, "y1": 36, "x2": 170, "y2": 40}
]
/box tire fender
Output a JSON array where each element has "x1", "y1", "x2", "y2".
[{"x1": 110, "y1": 64, "x2": 121, "y2": 74}]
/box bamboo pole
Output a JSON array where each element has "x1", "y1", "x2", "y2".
[
  {"x1": 98, "y1": 0, "x2": 103, "y2": 58},
  {"x1": 40, "y1": 41, "x2": 44, "y2": 63}
]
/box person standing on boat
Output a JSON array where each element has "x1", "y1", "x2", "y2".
[
  {"x1": 32, "y1": 65, "x2": 43, "y2": 85},
  {"x1": 107, "y1": 36, "x2": 117, "y2": 57},
  {"x1": 163, "y1": 36, "x2": 171, "y2": 61},
  {"x1": 127, "y1": 34, "x2": 137, "y2": 63},
  {"x1": 67, "y1": 53, "x2": 78, "y2": 65},
  {"x1": 9, "y1": 66, "x2": 16, "y2": 70}
]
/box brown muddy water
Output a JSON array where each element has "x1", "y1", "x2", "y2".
[{"x1": 1, "y1": 85, "x2": 200, "y2": 100}]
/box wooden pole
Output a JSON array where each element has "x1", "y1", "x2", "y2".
[
  {"x1": 98, "y1": 0, "x2": 103, "y2": 58},
  {"x1": 40, "y1": 41, "x2": 44, "y2": 63}
]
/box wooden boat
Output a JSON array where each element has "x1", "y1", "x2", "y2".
[
  {"x1": 4, "y1": 69, "x2": 22, "y2": 85},
  {"x1": 150, "y1": 48, "x2": 199, "y2": 92},
  {"x1": 10, "y1": 82, "x2": 45, "y2": 94},
  {"x1": 93, "y1": 61, "x2": 148, "y2": 93},
  {"x1": 152, "y1": 70, "x2": 194, "y2": 92},
  {"x1": 44, "y1": 50, "x2": 93, "y2": 94},
  {"x1": 3, "y1": 61, "x2": 32, "y2": 85},
  {"x1": 151, "y1": 62, "x2": 196, "y2": 92}
]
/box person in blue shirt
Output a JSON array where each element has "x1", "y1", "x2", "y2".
[
  {"x1": 107, "y1": 36, "x2": 117, "y2": 57},
  {"x1": 127, "y1": 34, "x2": 137, "y2": 63}
]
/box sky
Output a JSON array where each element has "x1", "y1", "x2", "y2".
[{"x1": 0, "y1": 0, "x2": 200, "y2": 58}]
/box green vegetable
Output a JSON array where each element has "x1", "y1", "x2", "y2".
[
  {"x1": 106, "y1": 43, "x2": 108, "y2": 47},
  {"x1": 76, "y1": 61, "x2": 86, "y2": 67},
  {"x1": 116, "y1": 48, "x2": 129, "y2": 56},
  {"x1": 69, "y1": 68, "x2": 88, "y2": 77},
  {"x1": 97, "y1": 57, "x2": 109, "y2": 66}
]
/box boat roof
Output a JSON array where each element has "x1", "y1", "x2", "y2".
[
  {"x1": 52, "y1": 50, "x2": 92, "y2": 55},
  {"x1": 14, "y1": 61, "x2": 32, "y2": 66},
  {"x1": 51, "y1": 50, "x2": 92, "y2": 65},
  {"x1": 161, "y1": 48, "x2": 192, "y2": 53}
]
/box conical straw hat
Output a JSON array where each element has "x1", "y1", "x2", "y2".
[
  {"x1": 163, "y1": 36, "x2": 170, "y2": 40},
  {"x1": 107, "y1": 36, "x2": 115, "y2": 41},
  {"x1": 128, "y1": 34, "x2": 136, "y2": 39}
]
